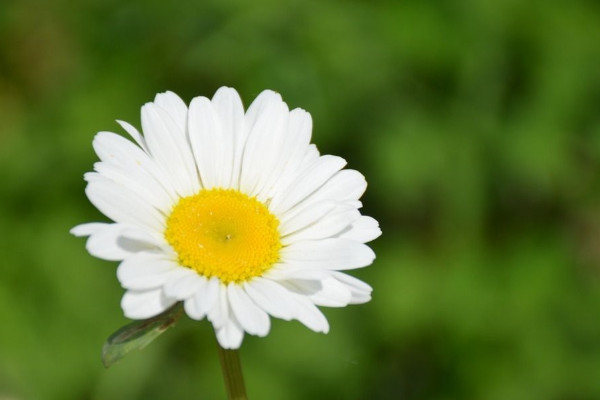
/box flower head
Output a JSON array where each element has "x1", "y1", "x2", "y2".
[{"x1": 72, "y1": 87, "x2": 381, "y2": 349}]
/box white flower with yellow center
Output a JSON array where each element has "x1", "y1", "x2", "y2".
[{"x1": 71, "y1": 87, "x2": 381, "y2": 349}]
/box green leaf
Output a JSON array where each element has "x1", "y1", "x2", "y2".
[{"x1": 101, "y1": 302, "x2": 184, "y2": 368}]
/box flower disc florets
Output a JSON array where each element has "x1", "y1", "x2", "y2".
[{"x1": 165, "y1": 188, "x2": 281, "y2": 283}]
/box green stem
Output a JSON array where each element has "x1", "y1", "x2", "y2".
[{"x1": 216, "y1": 341, "x2": 248, "y2": 400}]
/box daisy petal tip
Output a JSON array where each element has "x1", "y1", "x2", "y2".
[
  {"x1": 153, "y1": 91, "x2": 187, "y2": 116},
  {"x1": 121, "y1": 289, "x2": 176, "y2": 319},
  {"x1": 122, "y1": 308, "x2": 143, "y2": 320},
  {"x1": 291, "y1": 106, "x2": 309, "y2": 116},
  {"x1": 156, "y1": 90, "x2": 177, "y2": 99},
  {"x1": 141, "y1": 102, "x2": 161, "y2": 118},
  {"x1": 352, "y1": 295, "x2": 372, "y2": 305},
  {"x1": 92, "y1": 130, "x2": 113, "y2": 141},
  {"x1": 115, "y1": 120, "x2": 143, "y2": 141},
  {"x1": 260, "y1": 88, "x2": 280, "y2": 96},
  {"x1": 189, "y1": 95, "x2": 212, "y2": 108},
  {"x1": 369, "y1": 221, "x2": 383, "y2": 240},
  {"x1": 216, "y1": 324, "x2": 245, "y2": 349},
  {"x1": 255, "y1": 89, "x2": 283, "y2": 105},
  {"x1": 366, "y1": 245, "x2": 377, "y2": 262},
  {"x1": 70, "y1": 225, "x2": 87, "y2": 237},
  {"x1": 184, "y1": 297, "x2": 206, "y2": 321},
  {"x1": 213, "y1": 86, "x2": 241, "y2": 98},
  {"x1": 70, "y1": 222, "x2": 105, "y2": 237}
]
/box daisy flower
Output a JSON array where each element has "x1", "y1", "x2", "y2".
[{"x1": 71, "y1": 87, "x2": 381, "y2": 349}]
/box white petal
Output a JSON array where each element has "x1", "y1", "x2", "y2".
[
  {"x1": 247, "y1": 112, "x2": 290, "y2": 199},
  {"x1": 190, "y1": 277, "x2": 220, "y2": 320},
  {"x1": 259, "y1": 108, "x2": 312, "y2": 200},
  {"x1": 70, "y1": 222, "x2": 106, "y2": 237},
  {"x1": 345, "y1": 291, "x2": 371, "y2": 304},
  {"x1": 263, "y1": 266, "x2": 330, "y2": 281},
  {"x1": 281, "y1": 204, "x2": 360, "y2": 244},
  {"x1": 215, "y1": 316, "x2": 245, "y2": 349},
  {"x1": 92, "y1": 131, "x2": 138, "y2": 164},
  {"x1": 320, "y1": 169, "x2": 367, "y2": 202},
  {"x1": 118, "y1": 225, "x2": 170, "y2": 251},
  {"x1": 248, "y1": 277, "x2": 329, "y2": 333},
  {"x1": 227, "y1": 284, "x2": 270, "y2": 336},
  {"x1": 299, "y1": 144, "x2": 320, "y2": 169},
  {"x1": 76, "y1": 222, "x2": 168, "y2": 261},
  {"x1": 279, "y1": 200, "x2": 336, "y2": 237},
  {"x1": 163, "y1": 269, "x2": 203, "y2": 300},
  {"x1": 72, "y1": 222, "x2": 150, "y2": 261},
  {"x1": 279, "y1": 278, "x2": 322, "y2": 295},
  {"x1": 240, "y1": 91, "x2": 289, "y2": 197},
  {"x1": 294, "y1": 169, "x2": 367, "y2": 209},
  {"x1": 84, "y1": 174, "x2": 165, "y2": 232},
  {"x1": 116, "y1": 252, "x2": 180, "y2": 290},
  {"x1": 92, "y1": 131, "x2": 178, "y2": 202},
  {"x1": 207, "y1": 283, "x2": 229, "y2": 329},
  {"x1": 154, "y1": 91, "x2": 188, "y2": 134},
  {"x1": 93, "y1": 161, "x2": 173, "y2": 212},
  {"x1": 280, "y1": 238, "x2": 375, "y2": 271},
  {"x1": 288, "y1": 293, "x2": 329, "y2": 333},
  {"x1": 121, "y1": 288, "x2": 177, "y2": 319},
  {"x1": 188, "y1": 96, "x2": 226, "y2": 189},
  {"x1": 337, "y1": 216, "x2": 382, "y2": 243},
  {"x1": 305, "y1": 277, "x2": 353, "y2": 307},
  {"x1": 116, "y1": 120, "x2": 148, "y2": 153},
  {"x1": 243, "y1": 278, "x2": 295, "y2": 320},
  {"x1": 93, "y1": 131, "x2": 138, "y2": 165},
  {"x1": 243, "y1": 90, "x2": 282, "y2": 135},
  {"x1": 184, "y1": 276, "x2": 218, "y2": 320},
  {"x1": 211, "y1": 87, "x2": 245, "y2": 188},
  {"x1": 331, "y1": 271, "x2": 372, "y2": 304},
  {"x1": 184, "y1": 295, "x2": 203, "y2": 320},
  {"x1": 141, "y1": 103, "x2": 199, "y2": 196},
  {"x1": 84, "y1": 223, "x2": 143, "y2": 261},
  {"x1": 270, "y1": 155, "x2": 347, "y2": 215}
]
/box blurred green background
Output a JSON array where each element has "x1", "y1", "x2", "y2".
[{"x1": 2, "y1": 0, "x2": 600, "y2": 399}]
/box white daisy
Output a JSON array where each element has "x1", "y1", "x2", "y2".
[{"x1": 71, "y1": 87, "x2": 381, "y2": 349}]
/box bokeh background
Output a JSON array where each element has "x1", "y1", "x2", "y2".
[{"x1": 2, "y1": 0, "x2": 600, "y2": 399}]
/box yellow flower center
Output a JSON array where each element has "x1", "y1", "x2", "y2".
[{"x1": 164, "y1": 188, "x2": 281, "y2": 283}]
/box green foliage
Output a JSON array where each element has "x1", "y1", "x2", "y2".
[
  {"x1": 102, "y1": 303, "x2": 183, "y2": 368},
  {"x1": 1, "y1": 0, "x2": 600, "y2": 399}
]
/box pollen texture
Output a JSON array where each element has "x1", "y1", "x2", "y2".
[{"x1": 165, "y1": 188, "x2": 281, "y2": 283}]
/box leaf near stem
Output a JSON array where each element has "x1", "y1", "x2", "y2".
[{"x1": 102, "y1": 302, "x2": 184, "y2": 368}]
